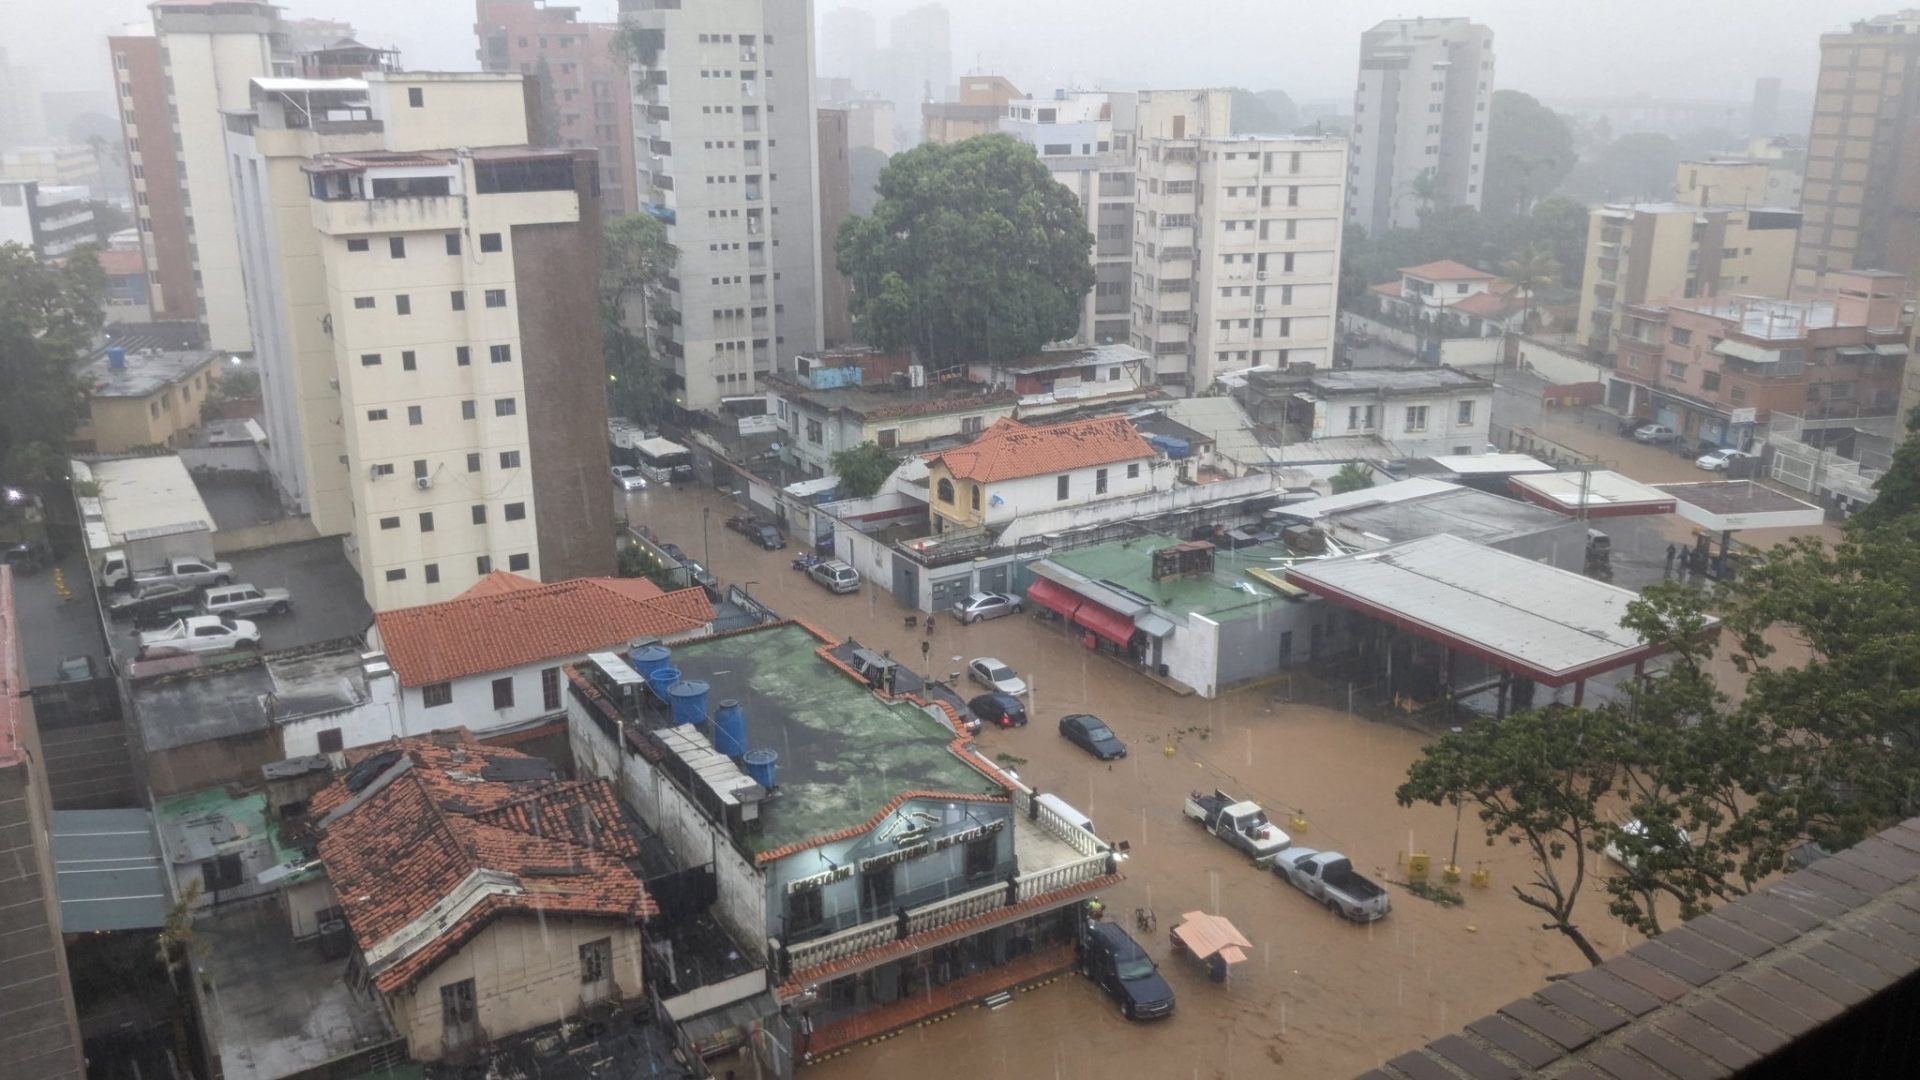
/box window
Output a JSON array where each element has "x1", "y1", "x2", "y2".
[
  {"x1": 420, "y1": 681, "x2": 455, "y2": 709},
  {"x1": 1095, "y1": 468, "x2": 1108, "y2": 495},
  {"x1": 1667, "y1": 360, "x2": 1689, "y2": 379},
  {"x1": 408, "y1": 87, "x2": 425, "y2": 108},
  {"x1": 385, "y1": 568, "x2": 406, "y2": 582},
  {"x1": 420, "y1": 512, "x2": 434, "y2": 533},
  {"x1": 479, "y1": 232, "x2": 502, "y2": 252},
  {"x1": 360, "y1": 353, "x2": 381, "y2": 366},
  {"x1": 965, "y1": 834, "x2": 996, "y2": 880},
  {"x1": 937, "y1": 478, "x2": 955, "y2": 503},
  {"x1": 424, "y1": 563, "x2": 440, "y2": 584},
  {"x1": 495, "y1": 398, "x2": 517, "y2": 416},
  {"x1": 877, "y1": 429, "x2": 897, "y2": 449},
  {"x1": 1702, "y1": 371, "x2": 1722, "y2": 392},
  {"x1": 316, "y1": 728, "x2": 344, "y2": 754},
  {"x1": 371, "y1": 463, "x2": 396, "y2": 477},
  {"x1": 490, "y1": 344, "x2": 512, "y2": 364},
  {"x1": 1405, "y1": 405, "x2": 1430, "y2": 432},
  {"x1": 499, "y1": 450, "x2": 522, "y2": 469},
  {"x1": 414, "y1": 459, "x2": 428, "y2": 479},
  {"x1": 492, "y1": 677, "x2": 514, "y2": 709},
  {"x1": 457, "y1": 346, "x2": 471, "y2": 366},
  {"x1": 367, "y1": 408, "x2": 389, "y2": 421},
  {"x1": 579, "y1": 937, "x2": 610, "y2": 983},
  {"x1": 201, "y1": 853, "x2": 244, "y2": 892},
  {"x1": 451, "y1": 290, "x2": 465, "y2": 311},
  {"x1": 1056, "y1": 475, "x2": 1069, "y2": 501},
  {"x1": 804, "y1": 418, "x2": 822, "y2": 444},
  {"x1": 472, "y1": 505, "x2": 487, "y2": 525},
  {"x1": 543, "y1": 667, "x2": 562, "y2": 712},
  {"x1": 477, "y1": 555, "x2": 492, "y2": 574},
  {"x1": 862, "y1": 864, "x2": 896, "y2": 914},
  {"x1": 407, "y1": 405, "x2": 423, "y2": 425},
  {"x1": 508, "y1": 553, "x2": 530, "y2": 571},
  {"x1": 402, "y1": 350, "x2": 416, "y2": 371},
  {"x1": 395, "y1": 294, "x2": 411, "y2": 315},
  {"x1": 504, "y1": 501, "x2": 526, "y2": 520},
  {"x1": 1672, "y1": 327, "x2": 1693, "y2": 346},
  {"x1": 354, "y1": 296, "x2": 375, "y2": 309},
  {"x1": 379, "y1": 516, "x2": 400, "y2": 530},
  {"x1": 462, "y1": 400, "x2": 476, "y2": 420},
  {"x1": 1457, "y1": 400, "x2": 1476, "y2": 426},
  {"x1": 960, "y1": 416, "x2": 985, "y2": 435},
  {"x1": 484, "y1": 289, "x2": 506, "y2": 307},
  {"x1": 346, "y1": 238, "x2": 369, "y2": 252},
  {"x1": 445, "y1": 232, "x2": 461, "y2": 255},
  {"x1": 787, "y1": 888, "x2": 823, "y2": 931},
  {"x1": 1127, "y1": 463, "x2": 1140, "y2": 479},
  {"x1": 389, "y1": 236, "x2": 406, "y2": 258},
  {"x1": 467, "y1": 452, "x2": 482, "y2": 472}
]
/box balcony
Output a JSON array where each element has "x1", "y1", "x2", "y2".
[
  {"x1": 1158, "y1": 246, "x2": 1194, "y2": 262},
  {"x1": 310, "y1": 193, "x2": 461, "y2": 235}
]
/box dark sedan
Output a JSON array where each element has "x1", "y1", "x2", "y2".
[
  {"x1": 968, "y1": 692, "x2": 1028, "y2": 728},
  {"x1": 1059, "y1": 713, "x2": 1126, "y2": 759}
]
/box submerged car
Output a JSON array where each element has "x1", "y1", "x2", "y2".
[
  {"x1": 968, "y1": 657, "x2": 1027, "y2": 696},
  {"x1": 951, "y1": 591, "x2": 1023, "y2": 624},
  {"x1": 1059, "y1": 713, "x2": 1127, "y2": 760},
  {"x1": 1694, "y1": 447, "x2": 1752, "y2": 471},
  {"x1": 611, "y1": 465, "x2": 649, "y2": 492},
  {"x1": 1633, "y1": 423, "x2": 1677, "y2": 444},
  {"x1": 968, "y1": 692, "x2": 1028, "y2": 728},
  {"x1": 1082, "y1": 922, "x2": 1175, "y2": 1020}
]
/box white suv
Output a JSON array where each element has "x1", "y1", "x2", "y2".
[
  {"x1": 201, "y1": 584, "x2": 293, "y2": 618},
  {"x1": 807, "y1": 559, "x2": 861, "y2": 594}
]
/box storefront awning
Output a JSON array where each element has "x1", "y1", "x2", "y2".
[
  {"x1": 1876, "y1": 343, "x2": 1910, "y2": 358},
  {"x1": 1713, "y1": 339, "x2": 1779, "y2": 364},
  {"x1": 1075, "y1": 601, "x2": 1137, "y2": 647},
  {"x1": 1134, "y1": 612, "x2": 1176, "y2": 638},
  {"x1": 1025, "y1": 577, "x2": 1082, "y2": 620}
]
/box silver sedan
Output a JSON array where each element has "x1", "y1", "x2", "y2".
[{"x1": 952, "y1": 591, "x2": 1023, "y2": 624}]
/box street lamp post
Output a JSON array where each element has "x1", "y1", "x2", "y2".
[{"x1": 702, "y1": 507, "x2": 712, "y2": 566}]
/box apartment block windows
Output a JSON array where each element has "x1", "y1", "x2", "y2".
[
  {"x1": 462, "y1": 400, "x2": 476, "y2": 420},
  {"x1": 407, "y1": 405, "x2": 423, "y2": 426},
  {"x1": 420, "y1": 512, "x2": 434, "y2": 533},
  {"x1": 1056, "y1": 475, "x2": 1069, "y2": 501},
  {"x1": 367, "y1": 408, "x2": 388, "y2": 421},
  {"x1": 360, "y1": 353, "x2": 381, "y2": 366},
  {"x1": 354, "y1": 296, "x2": 375, "y2": 309},
  {"x1": 495, "y1": 398, "x2": 517, "y2": 417},
  {"x1": 379, "y1": 516, "x2": 400, "y2": 530},
  {"x1": 402, "y1": 350, "x2": 416, "y2": 371},
  {"x1": 490, "y1": 344, "x2": 512, "y2": 364},
  {"x1": 484, "y1": 289, "x2": 506, "y2": 308},
  {"x1": 423, "y1": 682, "x2": 452, "y2": 707},
  {"x1": 408, "y1": 87, "x2": 425, "y2": 108},
  {"x1": 445, "y1": 232, "x2": 461, "y2": 255},
  {"x1": 479, "y1": 232, "x2": 502, "y2": 252},
  {"x1": 1457, "y1": 400, "x2": 1476, "y2": 426},
  {"x1": 504, "y1": 501, "x2": 525, "y2": 520},
  {"x1": 476, "y1": 555, "x2": 492, "y2": 574},
  {"x1": 385, "y1": 568, "x2": 406, "y2": 582},
  {"x1": 1405, "y1": 405, "x2": 1430, "y2": 432},
  {"x1": 451, "y1": 290, "x2": 465, "y2": 311},
  {"x1": 508, "y1": 553, "x2": 530, "y2": 572},
  {"x1": 1095, "y1": 468, "x2": 1109, "y2": 495},
  {"x1": 346, "y1": 238, "x2": 369, "y2": 252},
  {"x1": 456, "y1": 346, "x2": 471, "y2": 366},
  {"x1": 499, "y1": 451, "x2": 521, "y2": 469},
  {"x1": 492, "y1": 677, "x2": 514, "y2": 709},
  {"x1": 472, "y1": 505, "x2": 487, "y2": 525},
  {"x1": 395, "y1": 294, "x2": 411, "y2": 316},
  {"x1": 390, "y1": 237, "x2": 405, "y2": 258},
  {"x1": 466, "y1": 453, "x2": 482, "y2": 472},
  {"x1": 424, "y1": 563, "x2": 439, "y2": 584},
  {"x1": 1347, "y1": 405, "x2": 1377, "y2": 431}
]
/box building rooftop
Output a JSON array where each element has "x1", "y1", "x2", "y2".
[
  {"x1": 309, "y1": 730, "x2": 653, "y2": 993},
  {"x1": 769, "y1": 371, "x2": 1018, "y2": 422},
  {"x1": 132, "y1": 638, "x2": 371, "y2": 752},
  {"x1": 1271, "y1": 476, "x2": 1463, "y2": 520},
  {"x1": 923, "y1": 414, "x2": 1154, "y2": 483},
  {"x1": 1286, "y1": 534, "x2": 1696, "y2": 686},
  {"x1": 1368, "y1": 815, "x2": 1920, "y2": 1080},
  {"x1": 51, "y1": 808, "x2": 168, "y2": 932},
  {"x1": 1298, "y1": 366, "x2": 1491, "y2": 395},
  {"x1": 154, "y1": 785, "x2": 305, "y2": 882},
  {"x1": 999, "y1": 341, "x2": 1152, "y2": 375},
  {"x1": 79, "y1": 346, "x2": 217, "y2": 398},
  {"x1": 658, "y1": 623, "x2": 1007, "y2": 857},
  {"x1": 1043, "y1": 533, "x2": 1300, "y2": 620},
  {"x1": 1672, "y1": 295, "x2": 1906, "y2": 339},
  {"x1": 1508, "y1": 470, "x2": 1679, "y2": 518},
  {"x1": 1424, "y1": 452, "x2": 1556, "y2": 476},
  {"x1": 373, "y1": 573, "x2": 712, "y2": 688},
  {"x1": 1399, "y1": 259, "x2": 1496, "y2": 282},
  {"x1": 73, "y1": 455, "x2": 216, "y2": 550},
  {"x1": 1299, "y1": 483, "x2": 1576, "y2": 549},
  {"x1": 99, "y1": 320, "x2": 207, "y2": 354},
  {"x1": 1655, "y1": 480, "x2": 1826, "y2": 532}
]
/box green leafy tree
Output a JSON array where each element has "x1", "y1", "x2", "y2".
[
  {"x1": 1398, "y1": 706, "x2": 1624, "y2": 966},
  {"x1": 1528, "y1": 196, "x2": 1590, "y2": 292},
  {"x1": 600, "y1": 214, "x2": 677, "y2": 424},
  {"x1": 0, "y1": 243, "x2": 103, "y2": 482},
  {"x1": 1330, "y1": 462, "x2": 1375, "y2": 494},
  {"x1": 1851, "y1": 408, "x2": 1920, "y2": 529},
  {"x1": 1499, "y1": 242, "x2": 1559, "y2": 333},
  {"x1": 602, "y1": 213, "x2": 676, "y2": 318},
  {"x1": 1482, "y1": 91, "x2": 1576, "y2": 218},
  {"x1": 828, "y1": 441, "x2": 898, "y2": 498},
  {"x1": 837, "y1": 134, "x2": 1094, "y2": 364}
]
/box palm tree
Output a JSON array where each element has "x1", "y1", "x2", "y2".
[
  {"x1": 1331, "y1": 461, "x2": 1376, "y2": 495},
  {"x1": 1499, "y1": 242, "x2": 1559, "y2": 335},
  {"x1": 1408, "y1": 168, "x2": 1443, "y2": 224}
]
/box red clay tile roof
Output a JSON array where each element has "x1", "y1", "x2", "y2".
[
  {"x1": 1399, "y1": 259, "x2": 1497, "y2": 282},
  {"x1": 375, "y1": 576, "x2": 712, "y2": 687},
  {"x1": 312, "y1": 730, "x2": 653, "y2": 993},
  {"x1": 922, "y1": 415, "x2": 1154, "y2": 483},
  {"x1": 456, "y1": 570, "x2": 548, "y2": 598},
  {"x1": 1454, "y1": 289, "x2": 1526, "y2": 320},
  {"x1": 1370, "y1": 280, "x2": 1405, "y2": 297}
]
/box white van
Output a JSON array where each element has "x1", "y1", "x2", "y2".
[{"x1": 1037, "y1": 793, "x2": 1095, "y2": 836}]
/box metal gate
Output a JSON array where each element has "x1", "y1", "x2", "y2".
[{"x1": 891, "y1": 553, "x2": 919, "y2": 607}]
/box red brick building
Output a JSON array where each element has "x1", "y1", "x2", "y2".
[{"x1": 474, "y1": 0, "x2": 638, "y2": 215}]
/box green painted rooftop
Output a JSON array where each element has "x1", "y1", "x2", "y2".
[
  {"x1": 663, "y1": 623, "x2": 1002, "y2": 854},
  {"x1": 154, "y1": 786, "x2": 307, "y2": 868},
  {"x1": 1049, "y1": 534, "x2": 1299, "y2": 618}
]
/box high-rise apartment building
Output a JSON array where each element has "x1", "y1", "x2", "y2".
[
  {"x1": 1797, "y1": 10, "x2": 1920, "y2": 291},
  {"x1": 817, "y1": 106, "x2": 854, "y2": 345},
  {"x1": 475, "y1": 0, "x2": 639, "y2": 214},
  {"x1": 1000, "y1": 90, "x2": 1136, "y2": 346},
  {"x1": 1348, "y1": 17, "x2": 1494, "y2": 234},
  {"x1": 623, "y1": 0, "x2": 824, "y2": 413},
  {"x1": 887, "y1": 3, "x2": 953, "y2": 108},
  {"x1": 1130, "y1": 90, "x2": 1347, "y2": 391},
  {"x1": 227, "y1": 72, "x2": 611, "y2": 610},
  {"x1": 818, "y1": 6, "x2": 877, "y2": 90},
  {"x1": 115, "y1": 1, "x2": 297, "y2": 352},
  {"x1": 0, "y1": 49, "x2": 47, "y2": 149}
]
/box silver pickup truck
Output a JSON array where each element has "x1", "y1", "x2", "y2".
[
  {"x1": 1183, "y1": 789, "x2": 1291, "y2": 860},
  {"x1": 1271, "y1": 847, "x2": 1391, "y2": 922}
]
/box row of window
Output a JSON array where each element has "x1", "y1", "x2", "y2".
[
  {"x1": 360, "y1": 344, "x2": 513, "y2": 368},
  {"x1": 344, "y1": 232, "x2": 502, "y2": 257},
  {"x1": 421, "y1": 666, "x2": 564, "y2": 712},
  {"x1": 1344, "y1": 401, "x2": 1477, "y2": 433},
  {"x1": 366, "y1": 398, "x2": 518, "y2": 425},
  {"x1": 378, "y1": 500, "x2": 526, "y2": 533},
  {"x1": 351, "y1": 289, "x2": 508, "y2": 316},
  {"x1": 369, "y1": 447, "x2": 521, "y2": 481},
  {"x1": 385, "y1": 551, "x2": 530, "y2": 587}
]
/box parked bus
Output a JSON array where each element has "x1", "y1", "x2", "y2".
[{"x1": 636, "y1": 437, "x2": 694, "y2": 484}]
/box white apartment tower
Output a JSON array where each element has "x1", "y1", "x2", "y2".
[
  {"x1": 1130, "y1": 90, "x2": 1347, "y2": 391},
  {"x1": 227, "y1": 72, "x2": 612, "y2": 611},
  {"x1": 1349, "y1": 17, "x2": 1495, "y2": 234},
  {"x1": 145, "y1": 0, "x2": 295, "y2": 351},
  {"x1": 623, "y1": 0, "x2": 824, "y2": 414},
  {"x1": 999, "y1": 90, "x2": 1136, "y2": 347}
]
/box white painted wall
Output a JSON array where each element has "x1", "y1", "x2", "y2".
[
  {"x1": 1164, "y1": 613, "x2": 1219, "y2": 697},
  {"x1": 279, "y1": 668, "x2": 404, "y2": 757},
  {"x1": 1314, "y1": 389, "x2": 1494, "y2": 458}
]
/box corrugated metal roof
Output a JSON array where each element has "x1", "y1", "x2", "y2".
[{"x1": 53, "y1": 809, "x2": 169, "y2": 932}]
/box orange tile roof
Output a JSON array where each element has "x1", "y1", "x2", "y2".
[
  {"x1": 1371, "y1": 280, "x2": 1405, "y2": 297},
  {"x1": 375, "y1": 576, "x2": 712, "y2": 687},
  {"x1": 312, "y1": 730, "x2": 654, "y2": 993},
  {"x1": 1454, "y1": 289, "x2": 1525, "y2": 319},
  {"x1": 922, "y1": 415, "x2": 1154, "y2": 484},
  {"x1": 1399, "y1": 259, "x2": 1497, "y2": 282}
]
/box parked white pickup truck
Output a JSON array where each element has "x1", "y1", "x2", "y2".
[
  {"x1": 1271, "y1": 847, "x2": 1391, "y2": 922},
  {"x1": 138, "y1": 615, "x2": 260, "y2": 656},
  {"x1": 1183, "y1": 789, "x2": 1291, "y2": 859}
]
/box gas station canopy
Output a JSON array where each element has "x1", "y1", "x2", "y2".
[
  {"x1": 1653, "y1": 480, "x2": 1825, "y2": 532},
  {"x1": 1507, "y1": 470, "x2": 1678, "y2": 518}
]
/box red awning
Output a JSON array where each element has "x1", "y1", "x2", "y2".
[
  {"x1": 1025, "y1": 577, "x2": 1082, "y2": 620},
  {"x1": 1074, "y1": 601, "x2": 1136, "y2": 647}
]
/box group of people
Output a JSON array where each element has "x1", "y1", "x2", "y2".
[{"x1": 1665, "y1": 541, "x2": 1723, "y2": 580}]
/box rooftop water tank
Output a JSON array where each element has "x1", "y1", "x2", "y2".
[
  {"x1": 106, "y1": 346, "x2": 126, "y2": 372},
  {"x1": 628, "y1": 644, "x2": 672, "y2": 682},
  {"x1": 668, "y1": 679, "x2": 710, "y2": 728},
  {"x1": 712, "y1": 699, "x2": 748, "y2": 757},
  {"x1": 742, "y1": 748, "x2": 779, "y2": 791},
  {"x1": 646, "y1": 665, "x2": 681, "y2": 703}
]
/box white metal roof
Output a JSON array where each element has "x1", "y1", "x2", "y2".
[
  {"x1": 1654, "y1": 480, "x2": 1825, "y2": 532},
  {"x1": 1506, "y1": 470, "x2": 1677, "y2": 517},
  {"x1": 1270, "y1": 477, "x2": 1462, "y2": 520},
  {"x1": 74, "y1": 456, "x2": 215, "y2": 550},
  {"x1": 637, "y1": 436, "x2": 690, "y2": 457},
  {"x1": 1428, "y1": 452, "x2": 1554, "y2": 476},
  {"x1": 254, "y1": 77, "x2": 369, "y2": 93},
  {"x1": 1284, "y1": 534, "x2": 1693, "y2": 685}
]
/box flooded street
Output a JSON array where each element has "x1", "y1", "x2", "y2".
[{"x1": 627, "y1": 482, "x2": 1632, "y2": 1078}]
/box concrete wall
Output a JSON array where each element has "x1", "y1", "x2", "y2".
[
  {"x1": 399, "y1": 659, "x2": 569, "y2": 740},
  {"x1": 1516, "y1": 337, "x2": 1611, "y2": 387},
  {"x1": 390, "y1": 914, "x2": 643, "y2": 1061}
]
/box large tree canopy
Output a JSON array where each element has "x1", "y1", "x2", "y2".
[
  {"x1": 600, "y1": 214, "x2": 676, "y2": 424},
  {"x1": 836, "y1": 134, "x2": 1095, "y2": 365},
  {"x1": 1481, "y1": 91, "x2": 1576, "y2": 219},
  {"x1": 0, "y1": 243, "x2": 103, "y2": 483}
]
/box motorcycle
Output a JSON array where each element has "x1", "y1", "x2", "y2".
[{"x1": 791, "y1": 553, "x2": 822, "y2": 572}]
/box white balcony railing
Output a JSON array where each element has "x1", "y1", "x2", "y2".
[
  {"x1": 903, "y1": 883, "x2": 1006, "y2": 937},
  {"x1": 786, "y1": 917, "x2": 896, "y2": 973},
  {"x1": 1014, "y1": 853, "x2": 1110, "y2": 902}
]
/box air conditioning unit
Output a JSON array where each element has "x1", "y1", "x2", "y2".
[
  {"x1": 368, "y1": 464, "x2": 383, "y2": 480},
  {"x1": 328, "y1": 377, "x2": 339, "y2": 390},
  {"x1": 1256, "y1": 272, "x2": 1268, "y2": 280},
  {"x1": 415, "y1": 476, "x2": 433, "y2": 490}
]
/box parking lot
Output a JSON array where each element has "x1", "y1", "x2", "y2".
[{"x1": 624, "y1": 481, "x2": 1609, "y2": 1078}]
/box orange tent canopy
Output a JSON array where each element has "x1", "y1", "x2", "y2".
[{"x1": 1173, "y1": 911, "x2": 1251, "y2": 964}]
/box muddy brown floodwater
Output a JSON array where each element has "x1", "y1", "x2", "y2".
[{"x1": 627, "y1": 483, "x2": 1644, "y2": 1079}]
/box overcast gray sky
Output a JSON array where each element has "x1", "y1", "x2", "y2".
[{"x1": 8, "y1": 0, "x2": 1856, "y2": 107}]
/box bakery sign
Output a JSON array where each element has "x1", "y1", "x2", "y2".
[
  {"x1": 785, "y1": 863, "x2": 852, "y2": 895},
  {"x1": 858, "y1": 816, "x2": 1004, "y2": 874}
]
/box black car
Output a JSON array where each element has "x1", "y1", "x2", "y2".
[
  {"x1": 1082, "y1": 922, "x2": 1175, "y2": 1020},
  {"x1": 109, "y1": 582, "x2": 202, "y2": 627},
  {"x1": 1059, "y1": 714, "x2": 1127, "y2": 760},
  {"x1": 659, "y1": 542, "x2": 688, "y2": 563},
  {"x1": 744, "y1": 523, "x2": 783, "y2": 550},
  {"x1": 968, "y1": 692, "x2": 1027, "y2": 728}
]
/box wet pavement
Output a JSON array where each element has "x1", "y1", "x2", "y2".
[{"x1": 622, "y1": 482, "x2": 1622, "y2": 1079}]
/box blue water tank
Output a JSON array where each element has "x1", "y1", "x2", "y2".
[
  {"x1": 1152, "y1": 435, "x2": 1191, "y2": 459},
  {"x1": 668, "y1": 679, "x2": 710, "y2": 728},
  {"x1": 712, "y1": 699, "x2": 748, "y2": 757},
  {"x1": 628, "y1": 644, "x2": 672, "y2": 682},
  {"x1": 106, "y1": 346, "x2": 127, "y2": 371},
  {"x1": 743, "y1": 748, "x2": 779, "y2": 790},
  {"x1": 646, "y1": 666, "x2": 681, "y2": 702}
]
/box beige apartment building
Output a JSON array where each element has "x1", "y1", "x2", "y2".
[
  {"x1": 1349, "y1": 17, "x2": 1495, "y2": 233},
  {"x1": 921, "y1": 74, "x2": 1023, "y2": 145},
  {"x1": 228, "y1": 71, "x2": 609, "y2": 611},
  {"x1": 1797, "y1": 9, "x2": 1920, "y2": 291},
  {"x1": 1130, "y1": 89, "x2": 1347, "y2": 390},
  {"x1": 1575, "y1": 197, "x2": 1802, "y2": 357}
]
